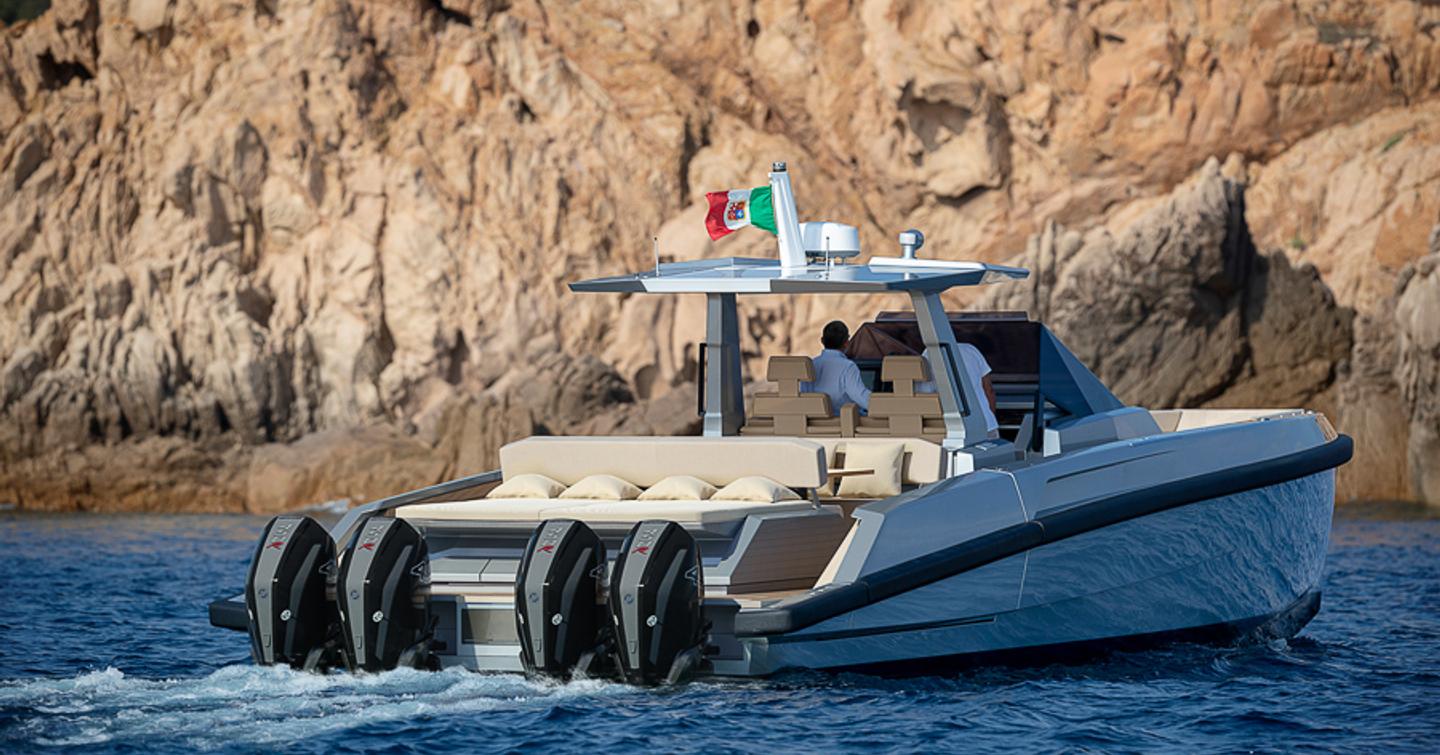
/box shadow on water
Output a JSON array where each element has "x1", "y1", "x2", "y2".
[{"x1": 1334, "y1": 499, "x2": 1440, "y2": 521}]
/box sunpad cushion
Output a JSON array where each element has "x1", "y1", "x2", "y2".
[
  {"x1": 559, "y1": 474, "x2": 642, "y2": 501},
  {"x1": 486, "y1": 473, "x2": 566, "y2": 500},
  {"x1": 712, "y1": 476, "x2": 801, "y2": 503},
  {"x1": 639, "y1": 475, "x2": 717, "y2": 501}
]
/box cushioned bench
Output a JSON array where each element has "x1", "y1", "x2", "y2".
[
  {"x1": 399, "y1": 498, "x2": 820, "y2": 527},
  {"x1": 396, "y1": 436, "x2": 828, "y2": 527}
]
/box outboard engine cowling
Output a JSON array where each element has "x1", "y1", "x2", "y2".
[
  {"x1": 337, "y1": 517, "x2": 431, "y2": 672},
  {"x1": 609, "y1": 520, "x2": 706, "y2": 685},
  {"x1": 245, "y1": 516, "x2": 337, "y2": 669},
  {"x1": 515, "y1": 519, "x2": 609, "y2": 678}
]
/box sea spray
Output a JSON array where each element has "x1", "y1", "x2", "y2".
[{"x1": 2, "y1": 665, "x2": 632, "y2": 750}]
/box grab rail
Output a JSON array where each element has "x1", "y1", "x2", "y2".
[
  {"x1": 210, "y1": 468, "x2": 504, "y2": 631},
  {"x1": 695, "y1": 341, "x2": 708, "y2": 418},
  {"x1": 327, "y1": 469, "x2": 503, "y2": 547}
]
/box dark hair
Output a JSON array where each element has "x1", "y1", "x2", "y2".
[{"x1": 821, "y1": 320, "x2": 849, "y2": 350}]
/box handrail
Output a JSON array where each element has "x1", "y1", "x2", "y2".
[
  {"x1": 327, "y1": 469, "x2": 502, "y2": 547},
  {"x1": 1031, "y1": 389, "x2": 1046, "y2": 453},
  {"x1": 212, "y1": 468, "x2": 504, "y2": 630},
  {"x1": 696, "y1": 341, "x2": 708, "y2": 418}
]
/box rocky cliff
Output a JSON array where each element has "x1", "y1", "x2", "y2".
[{"x1": 1, "y1": 0, "x2": 1437, "y2": 512}]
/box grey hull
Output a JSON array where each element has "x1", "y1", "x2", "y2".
[
  {"x1": 737, "y1": 471, "x2": 1335, "y2": 676},
  {"x1": 810, "y1": 589, "x2": 1322, "y2": 677}
]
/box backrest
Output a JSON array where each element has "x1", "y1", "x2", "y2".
[
  {"x1": 881, "y1": 355, "x2": 929, "y2": 397},
  {"x1": 867, "y1": 395, "x2": 943, "y2": 419},
  {"x1": 813, "y1": 438, "x2": 944, "y2": 485},
  {"x1": 869, "y1": 356, "x2": 943, "y2": 436},
  {"x1": 499, "y1": 436, "x2": 828, "y2": 489},
  {"x1": 751, "y1": 394, "x2": 833, "y2": 419},
  {"x1": 768, "y1": 356, "x2": 815, "y2": 398},
  {"x1": 750, "y1": 356, "x2": 837, "y2": 435}
]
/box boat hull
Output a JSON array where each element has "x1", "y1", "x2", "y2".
[
  {"x1": 733, "y1": 470, "x2": 1335, "y2": 676},
  {"x1": 819, "y1": 589, "x2": 1321, "y2": 677}
]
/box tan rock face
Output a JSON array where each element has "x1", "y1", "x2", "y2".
[
  {"x1": 979, "y1": 161, "x2": 1352, "y2": 411},
  {"x1": 1, "y1": 0, "x2": 1437, "y2": 510},
  {"x1": 1396, "y1": 248, "x2": 1440, "y2": 503}
]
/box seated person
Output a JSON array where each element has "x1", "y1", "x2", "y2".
[
  {"x1": 917, "y1": 345, "x2": 1000, "y2": 438},
  {"x1": 802, "y1": 321, "x2": 871, "y2": 416}
]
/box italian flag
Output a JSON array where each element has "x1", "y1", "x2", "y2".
[{"x1": 704, "y1": 187, "x2": 776, "y2": 240}]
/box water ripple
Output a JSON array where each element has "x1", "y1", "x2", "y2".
[{"x1": 1, "y1": 510, "x2": 1437, "y2": 753}]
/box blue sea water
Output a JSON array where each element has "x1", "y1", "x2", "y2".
[{"x1": 0, "y1": 507, "x2": 1437, "y2": 753}]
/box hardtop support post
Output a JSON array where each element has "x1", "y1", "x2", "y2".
[
  {"x1": 909, "y1": 291, "x2": 990, "y2": 449},
  {"x1": 704, "y1": 292, "x2": 745, "y2": 436}
]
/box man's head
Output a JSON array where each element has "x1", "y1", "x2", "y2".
[{"x1": 821, "y1": 320, "x2": 850, "y2": 351}]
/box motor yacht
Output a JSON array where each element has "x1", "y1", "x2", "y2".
[{"x1": 210, "y1": 162, "x2": 1352, "y2": 682}]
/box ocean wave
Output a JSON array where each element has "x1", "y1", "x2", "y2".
[{"x1": 0, "y1": 665, "x2": 632, "y2": 750}]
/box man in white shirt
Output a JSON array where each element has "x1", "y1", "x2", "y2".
[
  {"x1": 802, "y1": 321, "x2": 871, "y2": 415},
  {"x1": 916, "y1": 345, "x2": 1000, "y2": 438}
]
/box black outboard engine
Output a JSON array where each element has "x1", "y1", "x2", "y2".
[
  {"x1": 336, "y1": 517, "x2": 432, "y2": 672},
  {"x1": 514, "y1": 519, "x2": 609, "y2": 678},
  {"x1": 245, "y1": 516, "x2": 338, "y2": 669},
  {"x1": 609, "y1": 520, "x2": 707, "y2": 685}
]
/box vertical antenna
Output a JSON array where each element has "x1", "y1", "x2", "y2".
[{"x1": 653, "y1": 236, "x2": 660, "y2": 274}]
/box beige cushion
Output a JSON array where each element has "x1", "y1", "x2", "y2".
[
  {"x1": 750, "y1": 393, "x2": 836, "y2": 436},
  {"x1": 767, "y1": 355, "x2": 816, "y2": 384},
  {"x1": 713, "y1": 476, "x2": 801, "y2": 503},
  {"x1": 499, "y1": 437, "x2": 827, "y2": 489},
  {"x1": 486, "y1": 473, "x2": 566, "y2": 500},
  {"x1": 881, "y1": 355, "x2": 929, "y2": 396},
  {"x1": 881, "y1": 355, "x2": 930, "y2": 383},
  {"x1": 559, "y1": 474, "x2": 641, "y2": 500},
  {"x1": 836, "y1": 442, "x2": 905, "y2": 499},
  {"x1": 639, "y1": 475, "x2": 716, "y2": 501},
  {"x1": 813, "y1": 438, "x2": 943, "y2": 485}
]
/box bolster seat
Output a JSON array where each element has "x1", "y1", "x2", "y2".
[
  {"x1": 855, "y1": 355, "x2": 945, "y2": 440},
  {"x1": 742, "y1": 356, "x2": 841, "y2": 437}
]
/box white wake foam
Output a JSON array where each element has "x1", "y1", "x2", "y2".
[{"x1": 1, "y1": 665, "x2": 632, "y2": 749}]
